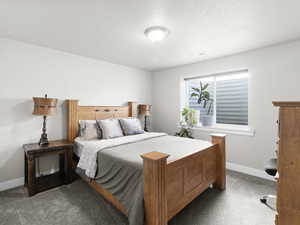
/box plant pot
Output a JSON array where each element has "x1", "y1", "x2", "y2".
[{"x1": 200, "y1": 115, "x2": 214, "y2": 127}]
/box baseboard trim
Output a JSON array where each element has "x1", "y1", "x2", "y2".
[
  {"x1": 0, "y1": 163, "x2": 274, "y2": 192},
  {"x1": 0, "y1": 177, "x2": 24, "y2": 192},
  {"x1": 226, "y1": 162, "x2": 275, "y2": 181},
  {"x1": 0, "y1": 168, "x2": 58, "y2": 192}
]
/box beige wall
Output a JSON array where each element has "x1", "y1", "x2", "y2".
[
  {"x1": 0, "y1": 39, "x2": 152, "y2": 184},
  {"x1": 152, "y1": 40, "x2": 300, "y2": 172}
]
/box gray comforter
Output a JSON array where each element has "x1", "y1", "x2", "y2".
[{"x1": 77, "y1": 135, "x2": 212, "y2": 225}]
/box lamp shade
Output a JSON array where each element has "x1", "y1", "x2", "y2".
[
  {"x1": 33, "y1": 96, "x2": 58, "y2": 116},
  {"x1": 139, "y1": 104, "x2": 151, "y2": 116}
]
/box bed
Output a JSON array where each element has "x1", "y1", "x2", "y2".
[{"x1": 66, "y1": 100, "x2": 226, "y2": 225}]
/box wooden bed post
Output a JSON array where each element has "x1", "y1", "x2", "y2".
[
  {"x1": 141, "y1": 151, "x2": 169, "y2": 225},
  {"x1": 211, "y1": 134, "x2": 226, "y2": 190},
  {"x1": 66, "y1": 100, "x2": 79, "y2": 142},
  {"x1": 128, "y1": 101, "x2": 138, "y2": 117}
]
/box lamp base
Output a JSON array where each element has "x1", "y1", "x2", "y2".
[
  {"x1": 39, "y1": 115, "x2": 49, "y2": 146},
  {"x1": 39, "y1": 133, "x2": 49, "y2": 146},
  {"x1": 144, "y1": 115, "x2": 149, "y2": 132}
]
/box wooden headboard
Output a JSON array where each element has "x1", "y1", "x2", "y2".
[{"x1": 66, "y1": 100, "x2": 138, "y2": 142}]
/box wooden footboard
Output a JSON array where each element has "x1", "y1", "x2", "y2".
[{"x1": 141, "y1": 134, "x2": 226, "y2": 225}]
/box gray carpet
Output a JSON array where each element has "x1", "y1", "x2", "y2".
[{"x1": 0, "y1": 171, "x2": 276, "y2": 225}]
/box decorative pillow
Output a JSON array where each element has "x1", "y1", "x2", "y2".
[
  {"x1": 97, "y1": 119, "x2": 124, "y2": 139},
  {"x1": 119, "y1": 118, "x2": 144, "y2": 135},
  {"x1": 79, "y1": 120, "x2": 102, "y2": 140}
]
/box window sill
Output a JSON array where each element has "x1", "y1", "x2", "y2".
[{"x1": 191, "y1": 124, "x2": 255, "y2": 136}]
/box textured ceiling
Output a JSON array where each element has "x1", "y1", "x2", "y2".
[{"x1": 1, "y1": 0, "x2": 300, "y2": 71}]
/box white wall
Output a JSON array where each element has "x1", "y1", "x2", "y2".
[
  {"x1": 152, "y1": 40, "x2": 300, "y2": 172},
  {"x1": 0, "y1": 39, "x2": 152, "y2": 184},
  {"x1": 2, "y1": 38, "x2": 300, "y2": 188}
]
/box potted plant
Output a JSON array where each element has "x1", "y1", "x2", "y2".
[
  {"x1": 190, "y1": 81, "x2": 214, "y2": 126},
  {"x1": 175, "y1": 107, "x2": 199, "y2": 138}
]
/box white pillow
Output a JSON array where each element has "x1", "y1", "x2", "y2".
[
  {"x1": 79, "y1": 120, "x2": 101, "y2": 140},
  {"x1": 97, "y1": 119, "x2": 124, "y2": 139},
  {"x1": 119, "y1": 118, "x2": 144, "y2": 135}
]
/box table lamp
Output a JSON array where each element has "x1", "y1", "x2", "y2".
[
  {"x1": 33, "y1": 94, "x2": 58, "y2": 146},
  {"x1": 139, "y1": 104, "x2": 151, "y2": 132}
]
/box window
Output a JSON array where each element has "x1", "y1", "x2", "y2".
[{"x1": 185, "y1": 70, "x2": 248, "y2": 127}]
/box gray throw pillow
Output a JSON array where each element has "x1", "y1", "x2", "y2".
[
  {"x1": 119, "y1": 118, "x2": 144, "y2": 136},
  {"x1": 97, "y1": 119, "x2": 124, "y2": 139},
  {"x1": 79, "y1": 120, "x2": 102, "y2": 140}
]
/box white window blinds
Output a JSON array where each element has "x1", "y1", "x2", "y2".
[
  {"x1": 216, "y1": 73, "x2": 248, "y2": 125},
  {"x1": 185, "y1": 70, "x2": 249, "y2": 126}
]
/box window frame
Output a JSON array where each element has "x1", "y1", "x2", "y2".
[{"x1": 183, "y1": 69, "x2": 254, "y2": 136}]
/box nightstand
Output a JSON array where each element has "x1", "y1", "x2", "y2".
[{"x1": 23, "y1": 140, "x2": 74, "y2": 196}]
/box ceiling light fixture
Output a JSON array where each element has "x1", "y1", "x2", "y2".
[{"x1": 144, "y1": 26, "x2": 169, "y2": 43}]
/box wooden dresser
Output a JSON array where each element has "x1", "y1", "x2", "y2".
[{"x1": 273, "y1": 102, "x2": 300, "y2": 225}]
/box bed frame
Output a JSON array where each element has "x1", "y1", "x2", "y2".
[{"x1": 66, "y1": 100, "x2": 226, "y2": 225}]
